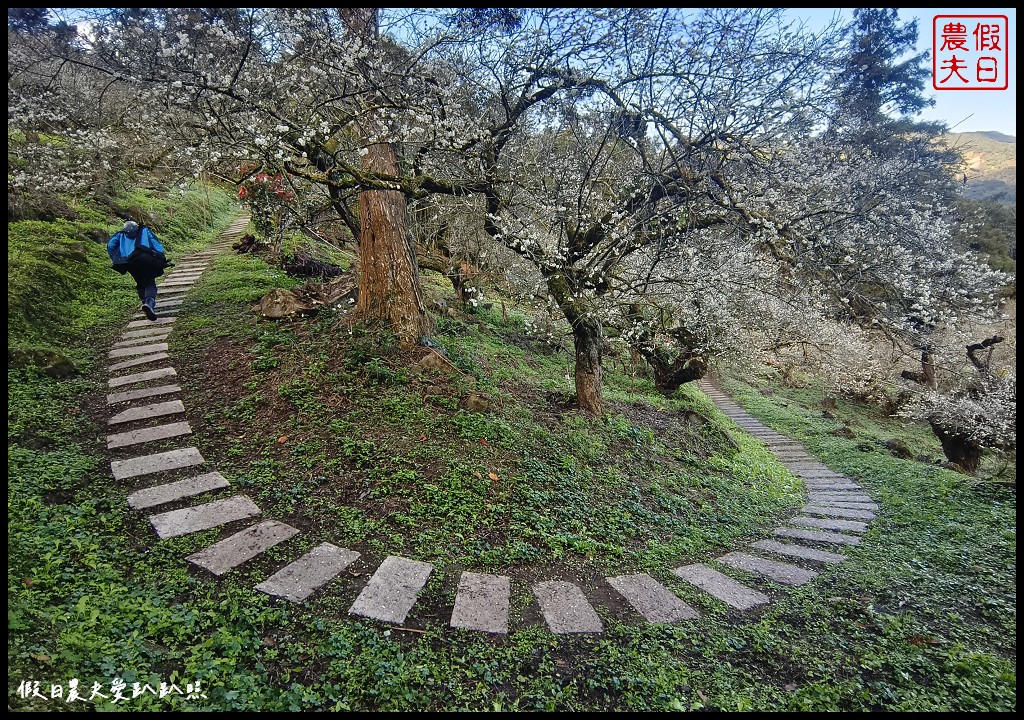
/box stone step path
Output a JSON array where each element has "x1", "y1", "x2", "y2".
[
  {"x1": 107, "y1": 384, "x2": 182, "y2": 405},
  {"x1": 256, "y1": 543, "x2": 361, "y2": 602},
  {"x1": 127, "y1": 471, "x2": 230, "y2": 510},
  {"x1": 607, "y1": 573, "x2": 700, "y2": 624},
  {"x1": 347, "y1": 555, "x2": 434, "y2": 623},
  {"x1": 450, "y1": 572, "x2": 511, "y2": 633},
  {"x1": 106, "y1": 420, "x2": 192, "y2": 449},
  {"x1": 532, "y1": 581, "x2": 604, "y2": 633},
  {"x1": 672, "y1": 564, "x2": 770, "y2": 610},
  {"x1": 102, "y1": 218, "x2": 878, "y2": 636},
  {"x1": 187, "y1": 520, "x2": 300, "y2": 576}
]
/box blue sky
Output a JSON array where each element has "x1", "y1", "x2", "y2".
[{"x1": 789, "y1": 7, "x2": 1016, "y2": 137}]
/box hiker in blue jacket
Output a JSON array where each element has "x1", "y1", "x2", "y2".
[{"x1": 107, "y1": 220, "x2": 170, "y2": 321}]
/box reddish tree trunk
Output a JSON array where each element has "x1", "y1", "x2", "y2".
[
  {"x1": 355, "y1": 142, "x2": 432, "y2": 345},
  {"x1": 344, "y1": 7, "x2": 432, "y2": 347}
]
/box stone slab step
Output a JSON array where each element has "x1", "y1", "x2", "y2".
[
  {"x1": 149, "y1": 495, "x2": 261, "y2": 539},
  {"x1": 792, "y1": 515, "x2": 868, "y2": 533},
  {"x1": 109, "y1": 367, "x2": 177, "y2": 388},
  {"x1": 807, "y1": 493, "x2": 873, "y2": 503},
  {"x1": 107, "y1": 384, "x2": 181, "y2": 405},
  {"x1": 126, "y1": 317, "x2": 177, "y2": 329},
  {"x1": 109, "y1": 353, "x2": 170, "y2": 372},
  {"x1": 671, "y1": 564, "x2": 769, "y2": 610},
  {"x1": 108, "y1": 400, "x2": 185, "y2": 425},
  {"x1": 749, "y1": 539, "x2": 846, "y2": 564},
  {"x1": 348, "y1": 556, "x2": 434, "y2": 624},
  {"x1": 132, "y1": 312, "x2": 179, "y2": 322},
  {"x1": 121, "y1": 325, "x2": 174, "y2": 339},
  {"x1": 802, "y1": 505, "x2": 877, "y2": 520},
  {"x1": 803, "y1": 483, "x2": 862, "y2": 491},
  {"x1": 113, "y1": 334, "x2": 171, "y2": 349},
  {"x1": 811, "y1": 500, "x2": 879, "y2": 510},
  {"x1": 109, "y1": 342, "x2": 169, "y2": 359},
  {"x1": 187, "y1": 520, "x2": 300, "y2": 575},
  {"x1": 775, "y1": 527, "x2": 862, "y2": 546},
  {"x1": 532, "y1": 581, "x2": 603, "y2": 633},
  {"x1": 110, "y1": 446, "x2": 204, "y2": 481},
  {"x1": 606, "y1": 573, "x2": 699, "y2": 623},
  {"x1": 716, "y1": 551, "x2": 818, "y2": 585},
  {"x1": 258, "y1": 543, "x2": 360, "y2": 602},
  {"x1": 450, "y1": 572, "x2": 511, "y2": 634},
  {"x1": 107, "y1": 420, "x2": 192, "y2": 449},
  {"x1": 127, "y1": 471, "x2": 229, "y2": 510}
]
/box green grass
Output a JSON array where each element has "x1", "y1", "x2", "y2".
[{"x1": 7, "y1": 198, "x2": 1016, "y2": 711}]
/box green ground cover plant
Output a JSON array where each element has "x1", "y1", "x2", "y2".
[{"x1": 7, "y1": 191, "x2": 1016, "y2": 711}]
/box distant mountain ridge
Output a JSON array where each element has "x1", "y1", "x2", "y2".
[{"x1": 943, "y1": 131, "x2": 1016, "y2": 203}]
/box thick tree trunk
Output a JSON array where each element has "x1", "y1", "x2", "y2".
[
  {"x1": 644, "y1": 351, "x2": 708, "y2": 395},
  {"x1": 356, "y1": 142, "x2": 433, "y2": 345},
  {"x1": 930, "y1": 421, "x2": 983, "y2": 474},
  {"x1": 572, "y1": 316, "x2": 604, "y2": 417},
  {"x1": 343, "y1": 7, "x2": 432, "y2": 347},
  {"x1": 547, "y1": 273, "x2": 604, "y2": 416}
]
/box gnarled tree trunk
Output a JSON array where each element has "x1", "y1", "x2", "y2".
[{"x1": 930, "y1": 421, "x2": 983, "y2": 474}]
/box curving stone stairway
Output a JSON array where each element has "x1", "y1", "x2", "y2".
[{"x1": 105, "y1": 219, "x2": 876, "y2": 635}]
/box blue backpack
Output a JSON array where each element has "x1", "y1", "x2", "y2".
[{"x1": 108, "y1": 225, "x2": 169, "y2": 276}]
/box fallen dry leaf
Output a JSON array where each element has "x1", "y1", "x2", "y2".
[
  {"x1": 488, "y1": 472, "x2": 500, "y2": 482},
  {"x1": 277, "y1": 436, "x2": 288, "y2": 443},
  {"x1": 479, "y1": 438, "x2": 489, "y2": 446}
]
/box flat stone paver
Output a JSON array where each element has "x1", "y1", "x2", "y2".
[
  {"x1": 775, "y1": 527, "x2": 862, "y2": 546},
  {"x1": 187, "y1": 520, "x2": 300, "y2": 575},
  {"x1": 107, "y1": 384, "x2": 181, "y2": 405},
  {"x1": 108, "y1": 399, "x2": 185, "y2": 425},
  {"x1": 716, "y1": 551, "x2": 818, "y2": 586},
  {"x1": 802, "y1": 505, "x2": 877, "y2": 520},
  {"x1": 120, "y1": 326, "x2": 174, "y2": 340},
  {"x1": 812, "y1": 500, "x2": 879, "y2": 510},
  {"x1": 532, "y1": 581, "x2": 603, "y2": 634},
  {"x1": 803, "y1": 483, "x2": 862, "y2": 491},
  {"x1": 671, "y1": 564, "x2": 769, "y2": 610},
  {"x1": 792, "y1": 515, "x2": 868, "y2": 533},
  {"x1": 150, "y1": 495, "x2": 261, "y2": 539},
  {"x1": 258, "y1": 543, "x2": 360, "y2": 602},
  {"x1": 107, "y1": 421, "x2": 192, "y2": 449},
  {"x1": 110, "y1": 446, "x2": 205, "y2": 481},
  {"x1": 126, "y1": 317, "x2": 177, "y2": 329},
  {"x1": 127, "y1": 471, "x2": 230, "y2": 510},
  {"x1": 450, "y1": 572, "x2": 511, "y2": 634},
  {"x1": 750, "y1": 539, "x2": 847, "y2": 564},
  {"x1": 607, "y1": 573, "x2": 699, "y2": 623},
  {"x1": 108, "y1": 367, "x2": 177, "y2": 388},
  {"x1": 349, "y1": 555, "x2": 434, "y2": 624},
  {"x1": 109, "y1": 343, "x2": 169, "y2": 359},
  {"x1": 113, "y1": 334, "x2": 171, "y2": 349},
  {"x1": 807, "y1": 493, "x2": 873, "y2": 503},
  {"x1": 109, "y1": 353, "x2": 170, "y2": 371}
]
